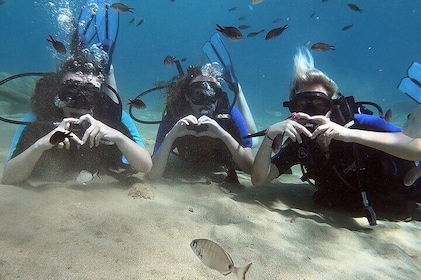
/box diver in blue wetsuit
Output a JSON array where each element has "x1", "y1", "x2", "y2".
[
  {"x1": 146, "y1": 63, "x2": 254, "y2": 182},
  {"x1": 252, "y1": 47, "x2": 420, "y2": 223},
  {"x1": 2, "y1": 0, "x2": 152, "y2": 184}
]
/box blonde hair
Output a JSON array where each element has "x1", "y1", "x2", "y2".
[{"x1": 289, "y1": 47, "x2": 338, "y2": 99}]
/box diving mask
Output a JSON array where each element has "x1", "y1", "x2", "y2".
[
  {"x1": 187, "y1": 81, "x2": 222, "y2": 106},
  {"x1": 55, "y1": 80, "x2": 101, "y2": 109},
  {"x1": 283, "y1": 91, "x2": 333, "y2": 116}
]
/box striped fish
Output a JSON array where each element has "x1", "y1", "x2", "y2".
[{"x1": 190, "y1": 239, "x2": 252, "y2": 279}]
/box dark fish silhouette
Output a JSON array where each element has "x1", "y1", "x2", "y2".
[
  {"x1": 311, "y1": 42, "x2": 335, "y2": 51},
  {"x1": 128, "y1": 98, "x2": 146, "y2": 109},
  {"x1": 46, "y1": 34, "x2": 66, "y2": 54},
  {"x1": 272, "y1": 18, "x2": 282, "y2": 23},
  {"x1": 265, "y1": 24, "x2": 289, "y2": 40},
  {"x1": 0, "y1": 1, "x2": 6, "y2": 6},
  {"x1": 136, "y1": 19, "x2": 145, "y2": 27},
  {"x1": 49, "y1": 131, "x2": 73, "y2": 145},
  {"x1": 216, "y1": 24, "x2": 242, "y2": 41},
  {"x1": 384, "y1": 109, "x2": 392, "y2": 123},
  {"x1": 164, "y1": 55, "x2": 176, "y2": 66},
  {"x1": 238, "y1": 24, "x2": 250, "y2": 30},
  {"x1": 129, "y1": 17, "x2": 135, "y2": 24},
  {"x1": 180, "y1": 57, "x2": 187, "y2": 62},
  {"x1": 322, "y1": 0, "x2": 328, "y2": 2},
  {"x1": 342, "y1": 24, "x2": 353, "y2": 31},
  {"x1": 110, "y1": 3, "x2": 134, "y2": 13},
  {"x1": 228, "y1": 6, "x2": 237, "y2": 12},
  {"x1": 238, "y1": 16, "x2": 247, "y2": 21},
  {"x1": 347, "y1": 3, "x2": 363, "y2": 13},
  {"x1": 247, "y1": 30, "x2": 265, "y2": 38}
]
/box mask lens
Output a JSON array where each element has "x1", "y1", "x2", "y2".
[
  {"x1": 289, "y1": 91, "x2": 332, "y2": 115},
  {"x1": 188, "y1": 81, "x2": 220, "y2": 105},
  {"x1": 57, "y1": 80, "x2": 100, "y2": 109}
]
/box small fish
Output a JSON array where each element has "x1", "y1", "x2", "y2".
[
  {"x1": 310, "y1": 12, "x2": 316, "y2": 18},
  {"x1": 246, "y1": 29, "x2": 265, "y2": 38},
  {"x1": 228, "y1": 6, "x2": 237, "y2": 12},
  {"x1": 384, "y1": 109, "x2": 392, "y2": 123},
  {"x1": 342, "y1": 24, "x2": 353, "y2": 31},
  {"x1": 347, "y1": 3, "x2": 363, "y2": 13},
  {"x1": 46, "y1": 34, "x2": 66, "y2": 54},
  {"x1": 180, "y1": 57, "x2": 187, "y2": 62},
  {"x1": 0, "y1": 1, "x2": 6, "y2": 6},
  {"x1": 304, "y1": 40, "x2": 311, "y2": 46},
  {"x1": 49, "y1": 131, "x2": 72, "y2": 145},
  {"x1": 252, "y1": 0, "x2": 264, "y2": 4},
  {"x1": 311, "y1": 42, "x2": 335, "y2": 51},
  {"x1": 403, "y1": 105, "x2": 421, "y2": 138},
  {"x1": 129, "y1": 17, "x2": 135, "y2": 24},
  {"x1": 128, "y1": 98, "x2": 146, "y2": 109},
  {"x1": 265, "y1": 24, "x2": 289, "y2": 40},
  {"x1": 76, "y1": 170, "x2": 99, "y2": 185},
  {"x1": 136, "y1": 18, "x2": 145, "y2": 27},
  {"x1": 109, "y1": 3, "x2": 134, "y2": 13},
  {"x1": 216, "y1": 24, "x2": 243, "y2": 41},
  {"x1": 190, "y1": 239, "x2": 252, "y2": 279},
  {"x1": 238, "y1": 24, "x2": 250, "y2": 30},
  {"x1": 163, "y1": 55, "x2": 176, "y2": 66},
  {"x1": 322, "y1": 0, "x2": 329, "y2": 2},
  {"x1": 272, "y1": 18, "x2": 282, "y2": 23},
  {"x1": 238, "y1": 16, "x2": 247, "y2": 21}
]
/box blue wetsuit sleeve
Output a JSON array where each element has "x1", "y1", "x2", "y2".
[
  {"x1": 6, "y1": 112, "x2": 37, "y2": 162},
  {"x1": 121, "y1": 110, "x2": 145, "y2": 165},
  {"x1": 122, "y1": 111, "x2": 144, "y2": 147},
  {"x1": 230, "y1": 107, "x2": 253, "y2": 148},
  {"x1": 353, "y1": 114, "x2": 402, "y2": 132},
  {"x1": 153, "y1": 114, "x2": 171, "y2": 155}
]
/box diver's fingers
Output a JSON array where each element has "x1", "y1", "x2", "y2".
[
  {"x1": 311, "y1": 124, "x2": 329, "y2": 139},
  {"x1": 89, "y1": 126, "x2": 101, "y2": 148},
  {"x1": 57, "y1": 142, "x2": 65, "y2": 149},
  {"x1": 404, "y1": 165, "x2": 421, "y2": 186}
]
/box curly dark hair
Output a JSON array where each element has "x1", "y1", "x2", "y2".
[{"x1": 164, "y1": 66, "x2": 230, "y2": 122}]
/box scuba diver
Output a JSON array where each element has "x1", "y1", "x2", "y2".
[
  {"x1": 145, "y1": 62, "x2": 254, "y2": 182},
  {"x1": 2, "y1": 0, "x2": 152, "y2": 184},
  {"x1": 252, "y1": 47, "x2": 421, "y2": 224}
]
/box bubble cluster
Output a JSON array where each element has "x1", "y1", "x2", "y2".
[{"x1": 201, "y1": 62, "x2": 223, "y2": 81}]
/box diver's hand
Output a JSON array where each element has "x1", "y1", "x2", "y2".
[
  {"x1": 36, "y1": 117, "x2": 82, "y2": 151},
  {"x1": 79, "y1": 114, "x2": 121, "y2": 148},
  {"x1": 168, "y1": 115, "x2": 202, "y2": 138},
  {"x1": 299, "y1": 113, "x2": 350, "y2": 146},
  {"x1": 195, "y1": 115, "x2": 226, "y2": 138},
  {"x1": 265, "y1": 118, "x2": 312, "y2": 145}
]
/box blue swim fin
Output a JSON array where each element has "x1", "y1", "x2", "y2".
[
  {"x1": 399, "y1": 62, "x2": 421, "y2": 104},
  {"x1": 77, "y1": 0, "x2": 99, "y2": 47},
  {"x1": 203, "y1": 33, "x2": 239, "y2": 93},
  {"x1": 95, "y1": 1, "x2": 119, "y2": 66}
]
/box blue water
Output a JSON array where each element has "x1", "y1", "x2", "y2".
[{"x1": 1, "y1": 0, "x2": 421, "y2": 125}]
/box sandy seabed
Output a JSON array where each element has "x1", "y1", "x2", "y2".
[{"x1": 0, "y1": 120, "x2": 420, "y2": 280}]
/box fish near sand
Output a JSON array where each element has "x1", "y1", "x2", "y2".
[
  {"x1": 46, "y1": 35, "x2": 66, "y2": 54},
  {"x1": 76, "y1": 170, "x2": 99, "y2": 185},
  {"x1": 190, "y1": 239, "x2": 252, "y2": 279},
  {"x1": 403, "y1": 105, "x2": 421, "y2": 138},
  {"x1": 216, "y1": 24, "x2": 243, "y2": 41},
  {"x1": 265, "y1": 24, "x2": 289, "y2": 40}
]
